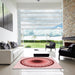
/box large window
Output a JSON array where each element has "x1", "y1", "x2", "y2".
[
  {"x1": 19, "y1": 10, "x2": 63, "y2": 48},
  {"x1": 19, "y1": 10, "x2": 63, "y2": 40}
]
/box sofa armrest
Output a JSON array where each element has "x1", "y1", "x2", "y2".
[{"x1": 0, "y1": 50, "x2": 13, "y2": 64}]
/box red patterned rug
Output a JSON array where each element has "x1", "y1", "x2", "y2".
[{"x1": 14, "y1": 57, "x2": 62, "y2": 69}]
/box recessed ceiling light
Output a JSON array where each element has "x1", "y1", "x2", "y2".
[{"x1": 37, "y1": 0, "x2": 40, "y2": 2}]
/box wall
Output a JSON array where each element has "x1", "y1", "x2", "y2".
[
  {"x1": 0, "y1": 0, "x2": 18, "y2": 42},
  {"x1": 0, "y1": 27, "x2": 17, "y2": 42},
  {"x1": 63, "y1": 0, "x2": 75, "y2": 37}
]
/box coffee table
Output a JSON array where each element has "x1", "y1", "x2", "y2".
[{"x1": 34, "y1": 49, "x2": 49, "y2": 57}]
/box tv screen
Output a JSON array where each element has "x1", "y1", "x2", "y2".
[
  {"x1": 0, "y1": 1, "x2": 3, "y2": 27},
  {"x1": 4, "y1": 4, "x2": 13, "y2": 31},
  {"x1": 0, "y1": 1, "x2": 13, "y2": 31}
]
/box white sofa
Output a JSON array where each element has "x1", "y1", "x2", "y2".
[{"x1": 0, "y1": 46, "x2": 24, "y2": 64}]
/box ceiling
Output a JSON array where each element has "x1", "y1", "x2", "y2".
[
  {"x1": 16, "y1": 0, "x2": 62, "y2": 9},
  {"x1": 16, "y1": 0, "x2": 61, "y2": 3},
  {"x1": 2, "y1": 0, "x2": 62, "y2": 10}
]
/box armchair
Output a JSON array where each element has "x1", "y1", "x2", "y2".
[
  {"x1": 59, "y1": 44, "x2": 75, "y2": 60},
  {"x1": 45, "y1": 41, "x2": 56, "y2": 51}
]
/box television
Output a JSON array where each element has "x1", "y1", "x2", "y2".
[
  {"x1": 0, "y1": 1, "x2": 13, "y2": 31},
  {"x1": 0, "y1": 1, "x2": 3, "y2": 27}
]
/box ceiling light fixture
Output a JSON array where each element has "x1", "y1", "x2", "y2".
[{"x1": 37, "y1": 0, "x2": 40, "y2": 2}]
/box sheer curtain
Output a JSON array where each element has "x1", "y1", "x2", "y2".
[{"x1": 19, "y1": 10, "x2": 62, "y2": 40}]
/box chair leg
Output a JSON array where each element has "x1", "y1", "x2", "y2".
[
  {"x1": 50, "y1": 49, "x2": 52, "y2": 52},
  {"x1": 45, "y1": 48, "x2": 46, "y2": 51},
  {"x1": 55, "y1": 48, "x2": 56, "y2": 51},
  {"x1": 59, "y1": 54, "x2": 60, "y2": 60}
]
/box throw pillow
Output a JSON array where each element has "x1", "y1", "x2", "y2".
[
  {"x1": 7, "y1": 43, "x2": 11, "y2": 49},
  {"x1": 10, "y1": 42, "x2": 18, "y2": 48},
  {"x1": 0, "y1": 42, "x2": 8, "y2": 49}
]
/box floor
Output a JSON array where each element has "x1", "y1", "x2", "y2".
[{"x1": 0, "y1": 48, "x2": 75, "y2": 75}]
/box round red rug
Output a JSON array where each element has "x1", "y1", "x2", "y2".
[{"x1": 20, "y1": 57, "x2": 54, "y2": 67}]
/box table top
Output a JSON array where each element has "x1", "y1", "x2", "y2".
[
  {"x1": 34, "y1": 50, "x2": 49, "y2": 54},
  {"x1": 34, "y1": 48, "x2": 49, "y2": 52}
]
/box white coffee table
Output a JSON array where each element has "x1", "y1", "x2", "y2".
[{"x1": 34, "y1": 49, "x2": 49, "y2": 57}]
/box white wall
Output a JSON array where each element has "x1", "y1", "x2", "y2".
[
  {"x1": 0, "y1": 27, "x2": 17, "y2": 42},
  {"x1": 0, "y1": 0, "x2": 18, "y2": 42}
]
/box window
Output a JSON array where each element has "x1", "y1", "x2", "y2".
[{"x1": 19, "y1": 10, "x2": 63, "y2": 40}]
